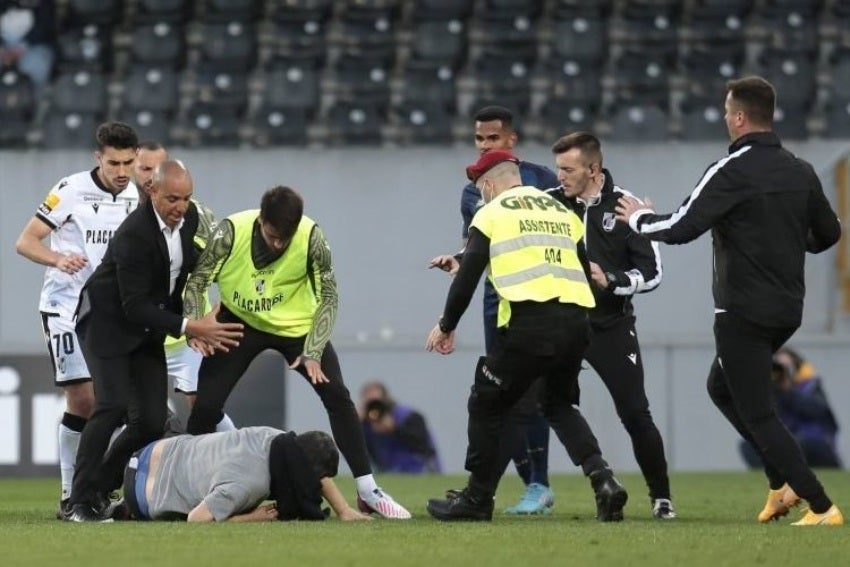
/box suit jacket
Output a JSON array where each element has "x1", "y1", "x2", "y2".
[{"x1": 76, "y1": 201, "x2": 200, "y2": 357}]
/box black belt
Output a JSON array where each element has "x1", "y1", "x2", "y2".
[{"x1": 123, "y1": 449, "x2": 148, "y2": 521}]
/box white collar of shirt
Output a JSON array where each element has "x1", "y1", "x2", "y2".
[{"x1": 153, "y1": 208, "x2": 185, "y2": 294}]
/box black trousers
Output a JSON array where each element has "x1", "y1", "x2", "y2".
[
  {"x1": 186, "y1": 314, "x2": 371, "y2": 477},
  {"x1": 706, "y1": 312, "x2": 830, "y2": 511},
  {"x1": 585, "y1": 317, "x2": 670, "y2": 500},
  {"x1": 465, "y1": 303, "x2": 604, "y2": 498},
  {"x1": 71, "y1": 335, "x2": 168, "y2": 506}
]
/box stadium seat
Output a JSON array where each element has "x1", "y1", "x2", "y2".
[
  {"x1": 409, "y1": 20, "x2": 468, "y2": 70},
  {"x1": 0, "y1": 111, "x2": 30, "y2": 147},
  {"x1": 399, "y1": 61, "x2": 458, "y2": 113},
  {"x1": 476, "y1": 13, "x2": 539, "y2": 63},
  {"x1": 823, "y1": 100, "x2": 850, "y2": 139},
  {"x1": 552, "y1": 0, "x2": 613, "y2": 17},
  {"x1": 412, "y1": 0, "x2": 474, "y2": 21},
  {"x1": 482, "y1": 0, "x2": 545, "y2": 19},
  {"x1": 0, "y1": 69, "x2": 36, "y2": 120},
  {"x1": 326, "y1": 101, "x2": 384, "y2": 145},
  {"x1": 270, "y1": 2, "x2": 330, "y2": 68},
  {"x1": 122, "y1": 66, "x2": 180, "y2": 114},
  {"x1": 49, "y1": 71, "x2": 108, "y2": 115},
  {"x1": 200, "y1": 0, "x2": 262, "y2": 22},
  {"x1": 333, "y1": 54, "x2": 393, "y2": 112},
  {"x1": 250, "y1": 105, "x2": 310, "y2": 146},
  {"x1": 130, "y1": 22, "x2": 187, "y2": 68},
  {"x1": 262, "y1": 59, "x2": 321, "y2": 117},
  {"x1": 471, "y1": 50, "x2": 533, "y2": 114},
  {"x1": 197, "y1": 21, "x2": 258, "y2": 71},
  {"x1": 550, "y1": 14, "x2": 608, "y2": 63},
  {"x1": 758, "y1": 49, "x2": 817, "y2": 109},
  {"x1": 536, "y1": 98, "x2": 597, "y2": 141},
  {"x1": 194, "y1": 67, "x2": 250, "y2": 113},
  {"x1": 117, "y1": 109, "x2": 173, "y2": 145},
  {"x1": 391, "y1": 101, "x2": 453, "y2": 145},
  {"x1": 41, "y1": 111, "x2": 100, "y2": 149},
  {"x1": 336, "y1": 3, "x2": 399, "y2": 60},
  {"x1": 543, "y1": 58, "x2": 603, "y2": 106},
  {"x1": 826, "y1": 48, "x2": 850, "y2": 104},
  {"x1": 772, "y1": 104, "x2": 810, "y2": 139},
  {"x1": 681, "y1": 44, "x2": 745, "y2": 104},
  {"x1": 608, "y1": 103, "x2": 669, "y2": 141},
  {"x1": 761, "y1": 6, "x2": 820, "y2": 55},
  {"x1": 135, "y1": 0, "x2": 194, "y2": 24},
  {"x1": 182, "y1": 102, "x2": 242, "y2": 146},
  {"x1": 65, "y1": 0, "x2": 122, "y2": 27},
  {"x1": 619, "y1": 0, "x2": 681, "y2": 59},
  {"x1": 612, "y1": 48, "x2": 672, "y2": 107},
  {"x1": 679, "y1": 101, "x2": 728, "y2": 140},
  {"x1": 56, "y1": 24, "x2": 114, "y2": 73},
  {"x1": 686, "y1": 1, "x2": 752, "y2": 45}
]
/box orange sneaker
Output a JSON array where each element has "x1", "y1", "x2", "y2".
[
  {"x1": 791, "y1": 505, "x2": 844, "y2": 526},
  {"x1": 758, "y1": 483, "x2": 801, "y2": 523}
]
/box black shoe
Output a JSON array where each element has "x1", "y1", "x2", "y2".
[
  {"x1": 56, "y1": 498, "x2": 72, "y2": 520},
  {"x1": 590, "y1": 469, "x2": 628, "y2": 522},
  {"x1": 427, "y1": 488, "x2": 494, "y2": 522},
  {"x1": 94, "y1": 491, "x2": 124, "y2": 519},
  {"x1": 65, "y1": 503, "x2": 114, "y2": 523}
]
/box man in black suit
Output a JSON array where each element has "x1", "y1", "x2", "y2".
[{"x1": 67, "y1": 160, "x2": 244, "y2": 522}]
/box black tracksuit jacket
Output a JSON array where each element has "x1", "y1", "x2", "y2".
[
  {"x1": 629, "y1": 131, "x2": 841, "y2": 329},
  {"x1": 553, "y1": 170, "x2": 662, "y2": 329}
]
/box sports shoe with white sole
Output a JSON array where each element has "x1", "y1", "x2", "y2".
[
  {"x1": 652, "y1": 498, "x2": 677, "y2": 520},
  {"x1": 503, "y1": 483, "x2": 554, "y2": 515},
  {"x1": 758, "y1": 483, "x2": 800, "y2": 523},
  {"x1": 791, "y1": 505, "x2": 844, "y2": 526},
  {"x1": 357, "y1": 488, "x2": 412, "y2": 519}
]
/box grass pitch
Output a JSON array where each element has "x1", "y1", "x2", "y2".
[{"x1": 1, "y1": 471, "x2": 847, "y2": 567}]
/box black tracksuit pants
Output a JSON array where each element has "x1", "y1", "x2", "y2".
[
  {"x1": 465, "y1": 302, "x2": 606, "y2": 498},
  {"x1": 706, "y1": 312, "x2": 831, "y2": 513},
  {"x1": 585, "y1": 317, "x2": 671, "y2": 500},
  {"x1": 186, "y1": 310, "x2": 372, "y2": 477}
]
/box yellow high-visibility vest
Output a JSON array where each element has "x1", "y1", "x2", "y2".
[
  {"x1": 471, "y1": 186, "x2": 595, "y2": 327},
  {"x1": 218, "y1": 210, "x2": 318, "y2": 337}
]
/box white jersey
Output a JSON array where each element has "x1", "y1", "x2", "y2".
[{"x1": 36, "y1": 169, "x2": 139, "y2": 316}]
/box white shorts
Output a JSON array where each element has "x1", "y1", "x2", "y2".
[
  {"x1": 40, "y1": 311, "x2": 90, "y2": 385},
  {"x1": 165, "y1": 340, "x2": 203, "y2": 394}
]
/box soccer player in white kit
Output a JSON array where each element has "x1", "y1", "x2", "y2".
[
  {"x1": 133, "y1": 141, "x2": 236, "y2": 432},
  {"x1": 15, "y1": 122, "x2": 140, "y2": 518}
]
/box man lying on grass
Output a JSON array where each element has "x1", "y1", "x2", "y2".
[{"x1": 117, "y1": 427, "x2": 372, "y2": 522}]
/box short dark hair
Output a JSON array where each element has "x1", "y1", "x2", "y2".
[
  {"x1": 260, "y1": 186, "x2": 304, "y2": 241},
  {"x1": 473, "y1": 105, "x2": 515, "y2": 131},
  {"x1": 295, "y1": 431, "x2": 339, "y2": 479},
  {"x1": 551, "y1": 131, "x2": 603, "y2": 167},
  {"x1": 95, "y1": 121, "x2": 139, "y2": 152},
  {"x1": 138, "y1": 140, "x2": 166, "y2": 152},
  {"x1": 726, "y1": 76, "x2": 775, "y2": 127}
]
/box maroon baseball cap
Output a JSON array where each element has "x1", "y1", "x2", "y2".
[{"x1": 465, "y1": 149, "x2": 520, "y2": 182}]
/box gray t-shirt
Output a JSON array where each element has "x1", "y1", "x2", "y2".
[{"x1": 147, "y1": 426, "x2": 282, "y2": 521}]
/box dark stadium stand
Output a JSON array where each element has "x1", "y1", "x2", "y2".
[{"x1": 10, "y1": 0, "x2": 850, "y2": 146}]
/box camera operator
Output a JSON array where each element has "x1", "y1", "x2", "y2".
[{"x1": 359, "y1": 382, "x2": 441, "y2": 474}]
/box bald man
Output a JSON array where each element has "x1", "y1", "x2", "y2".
[{"x1": 67, "y1": 161, "x2": 244, "y2": 522}]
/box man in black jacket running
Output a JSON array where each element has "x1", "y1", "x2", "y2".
[{"x1": 616, "y1": 76, "x2": 843, "y2": 526}]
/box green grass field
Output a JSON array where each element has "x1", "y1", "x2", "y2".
[{"x1": 1, "y1": 471, "x2": 847, "y2": 567}]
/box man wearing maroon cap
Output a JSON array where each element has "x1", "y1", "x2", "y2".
[
  {"x1": 429, "y1": 106, "x2": 562, "y2": 516},
  {"x1": 424, "y1": 151, "x2": 628, "y2": 522}
]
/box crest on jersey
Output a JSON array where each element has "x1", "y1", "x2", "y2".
[
  {"x1": 255, "y1": 279, "x2": 266, "y2": 295},
  {"x1": 602, "y1": 212, "x2": 616, "y2": 232},
  {"x1": 92, "y1": 203, "x2": 99, "y2": 213}
]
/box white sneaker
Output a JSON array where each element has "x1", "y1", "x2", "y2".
[
  {"x1": 357, "y1": 488, "x2": 412, "y2": 519},
  {"x1": 652, "y1": 498, "x2": 677, "y2": 520}
]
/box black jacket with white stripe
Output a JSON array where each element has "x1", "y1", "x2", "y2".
[
  {"x1": 628, "y1": 131, "x2": 841, "y2": 329},
  {"x1": 554, "y1": 169, "x2": 662, "y2": 329}
]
